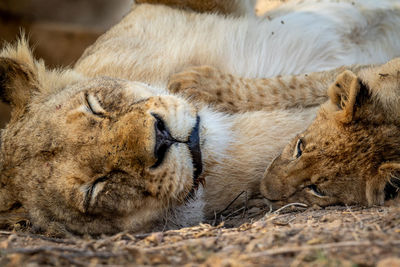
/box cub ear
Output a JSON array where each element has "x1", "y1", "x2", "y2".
[
  {"x1": 328, "y1": 70, "x2": 361, "y2": 124},
  {"x1": 367, "y1": 162, "x2": 400, "y2": 206},
  {"x1": 0, "y1": 57, "x2": 38, "y2": 114}
]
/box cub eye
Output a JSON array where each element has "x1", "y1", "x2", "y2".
[
  {"x1": 307, "y1": 184, "x2": 326, "y2": 198},
  {"x1": 293, "y1": 138, "x2": 304, "y2": 159},
  {"x1": 85, "y1": 93, "x2": 106, "y2": 116}
]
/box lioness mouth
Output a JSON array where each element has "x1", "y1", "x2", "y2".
[
  {"x1": 152, "y1": 114, "x2": 203, "y2": 188},
  {"x1": 188, "y1": 116, "x2": 203, "y2": 188}
]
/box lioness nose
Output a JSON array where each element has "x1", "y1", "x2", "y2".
[{"x1": 152, "y1": 114, "x2": 177, "y2": 168}]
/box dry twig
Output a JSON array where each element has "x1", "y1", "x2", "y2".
[{"x1": 273, "y1": 203, "x2": 308, "y2": 214}]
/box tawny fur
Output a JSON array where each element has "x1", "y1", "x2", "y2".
[
  {"x1": 262, "y1": 58, "x2": 400, "y2": 207},
  {"x1": 0, "y1": 0, "x2": 400, "y2": 235},
  {"x1": 168, "y1": 65, "x2": 369, "y2": 113}
]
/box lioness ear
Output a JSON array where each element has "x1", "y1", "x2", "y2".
[
  {"x1": 328, "y1": 70, "x2": 361, "y2": 124},
  {"x1": 0, "y1": 187, "x2": 17, "y2": 212},
  {"x1": 0, "y1": 172, "x2": 18, "y2": 212},
  {"x1": 0, "y1": 185, "x2": 28, "y2": 229},
  {"x1": 0, "y1": 57, "x2": 38, "y2": 114}
]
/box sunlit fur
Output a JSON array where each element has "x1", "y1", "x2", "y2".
[{"x1": 262, "y1": 58, "x2": 400, "y2": 207}]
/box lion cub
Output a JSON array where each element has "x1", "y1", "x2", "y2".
[{"x1": 261, "y1": 58, "x2": 400, "y2": 207}]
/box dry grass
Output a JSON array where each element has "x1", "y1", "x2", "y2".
[{"x1": 1, "y1": 204, "x2": 400, "y2": 266}]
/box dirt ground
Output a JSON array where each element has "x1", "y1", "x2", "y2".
[{"x1": 1, "y1": 204, "x2": 400, "y2": 266}]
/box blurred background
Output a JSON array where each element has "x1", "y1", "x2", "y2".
[
  {"x1": 0, "y1": 0, "x2": 285, "y2": 127},
  {"x1": 0, "y1": 0, "x2": 133, "y2": 67}
]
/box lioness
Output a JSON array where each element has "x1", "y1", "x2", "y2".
[{"x1": 1, "y1": 0, "x2": 400, "y2": 235}]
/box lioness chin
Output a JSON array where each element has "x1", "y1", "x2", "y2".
[{"x1": 1, "y1": 0, "x2": 400, "y2": 235}]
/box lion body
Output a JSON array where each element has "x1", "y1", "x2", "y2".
[
  {"x1": 261, "y1": 58, "x2": 400, "y2": 208},
  {"x1": 76, "y1": 2, "x2": 400, "y2": 85},
  {"x1": 1, "y1": 0, "x2": 400, "y2": 235}
]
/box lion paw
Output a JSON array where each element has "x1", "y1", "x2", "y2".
[{"x1": 168, "y1": 66, "x2": 223, "y2": 105}]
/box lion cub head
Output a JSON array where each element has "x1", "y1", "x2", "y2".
[
  {"x1": 0, "y1": 40, "x2": 203, "y2": 235},
  {"x1": 262, "y1": 58, "x2": 400, "y2": 208}
]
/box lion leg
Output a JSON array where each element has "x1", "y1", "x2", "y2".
[
  {"x1": 168, "y1": 65, "x2": 368, "y2": 113},
  {"x1": 134, "y1": 0, "x2": 255, "y2": 16}
]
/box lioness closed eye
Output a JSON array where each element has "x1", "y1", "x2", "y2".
[{"x1": 262, "y1": 58, "x2": 400, "y2": 208}]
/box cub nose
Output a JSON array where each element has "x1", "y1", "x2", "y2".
[{"x1": 151, "y1": 114, "x2": 177, "y2": 168}]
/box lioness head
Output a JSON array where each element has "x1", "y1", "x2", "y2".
[
  {"x1": 0, "y1": 41, "x2": 203, "y2": 235},
  {"x1": 262, "y1": 58, "x2": 400, "y2": 207}
]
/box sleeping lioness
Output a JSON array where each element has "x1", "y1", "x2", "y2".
[{"x1": 1, "y1": 0, "x2": 400, "y2": 235}]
